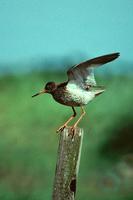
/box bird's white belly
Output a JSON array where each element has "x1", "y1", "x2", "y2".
[{"x1": 66, "y1": 83, "x2": 95, "y2": 105}]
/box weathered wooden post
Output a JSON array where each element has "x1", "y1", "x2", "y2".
[{"x1": 52, "y1": 127, "x2": 83, "y2": 200}]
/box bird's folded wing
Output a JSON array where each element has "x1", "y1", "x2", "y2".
[{"x1": 67, "y1": 53, "x2": 120, "y2": 88}]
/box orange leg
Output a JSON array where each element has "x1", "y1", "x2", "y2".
[
  {"x1": 70, "y1": 106, "x2": 86, "y2": 135},
  {"x1": 56, "y1": 107, "x2": 77, "y2": 133}
]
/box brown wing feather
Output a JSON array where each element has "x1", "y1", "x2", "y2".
[
  {"x1": 67, "y1": 53, "x2": 120, "y2": 84},
  {"x1": 67, "y1": 53, "x2": 120, "y2": 75},
  {"x1": 77, "y1": 52, "x2": 120, "y2": 68}
]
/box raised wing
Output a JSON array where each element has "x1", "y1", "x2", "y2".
[{"x1": 67, "y1": 53, "x2": 120, "y2": 88}]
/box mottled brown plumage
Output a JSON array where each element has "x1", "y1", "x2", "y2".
[{"x1": 32, "y1": 53, "x2": 120, "y2": 134}]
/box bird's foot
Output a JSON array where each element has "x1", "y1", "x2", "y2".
[
  {"x1": 56, "y1": 125, "x2": 67, "y2": 133},
  {"x1": 56, "y1": 125, "x2": 77, "y2": 139},
  {"x1": 69, "y1": 126, "x2": 76, "y2": 138}
]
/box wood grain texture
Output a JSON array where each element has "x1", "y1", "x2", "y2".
[{"x1": 52, "y1": 127, "x2": 83, "y2": 200}]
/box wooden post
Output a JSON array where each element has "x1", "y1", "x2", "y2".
[{"x1": 52, "y1": 127, "x2": 83, "y2": 200}]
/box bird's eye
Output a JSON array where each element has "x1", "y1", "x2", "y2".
[
  {"x1": 44, "y1": 84, "x2": 49, "y2": 90},
  {"x1": 44, "y1": 82, "x2": 55, "y2": 91}
]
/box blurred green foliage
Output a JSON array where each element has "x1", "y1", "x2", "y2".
[{"x1": 0, "y1": 72, "x2": 133, "y2": 200}]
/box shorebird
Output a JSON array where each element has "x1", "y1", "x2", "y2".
[{"x1": 32, "y1": 53, "x2": 120, "y2": 134}]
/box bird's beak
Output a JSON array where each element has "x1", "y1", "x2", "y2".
[{"x1": 32, "y1": 89, "x2": 47, "y2": 98}]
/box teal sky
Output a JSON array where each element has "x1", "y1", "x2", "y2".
[{"x1": 0, "y1": 0, "x2": 133, "y2": 67}]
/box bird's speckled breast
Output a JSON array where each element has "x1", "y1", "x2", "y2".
[{"x1": 52, "y1": 83, "x2": 95, "y2": 107}]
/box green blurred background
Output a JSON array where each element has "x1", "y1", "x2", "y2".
[{"x1": 0, "y1": 1, "x2": 133, "y2": 200}]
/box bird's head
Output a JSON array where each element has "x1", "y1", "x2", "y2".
[
  {"x1": 32, "y1": 82, "x2": 57, "y2": 97},
  {"x1": 44, "y1": 82, "x2": 57, "y2": 93}
]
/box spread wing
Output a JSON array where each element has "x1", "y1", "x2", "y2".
[{"x1": 67, "y1": 53, "x2": 120, "y2": 88}]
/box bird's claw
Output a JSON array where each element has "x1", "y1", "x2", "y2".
[
  {"x1": 56, "y1": 125, "x2": 66, "y2": 133},
  {"x1": 56, "y1": 125, "x2": 76, "y2": 139},
  {"x1": 69, "y1": 126, "x2": 76, "y2": 138}
]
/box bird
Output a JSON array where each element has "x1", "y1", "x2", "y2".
[{"x1": 32, "y1": 52, "x2": 120, "y2": 135}]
